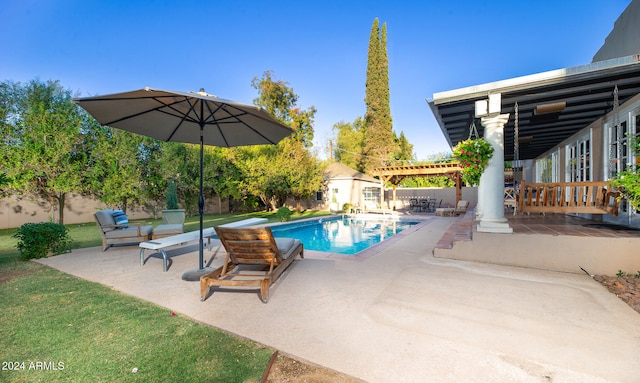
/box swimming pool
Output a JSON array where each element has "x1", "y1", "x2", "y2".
[{"x1": 268, "y1": 216, "x2": 421, "y2": 254}]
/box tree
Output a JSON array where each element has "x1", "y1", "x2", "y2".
[
  {"x1": 252, "y1": 70, "x2": 316, "y2": 148},
  {"x1": 0, "y1": 79, "x2": 91, "y2": 224},
  {"x1": 333, "y1": 117, "x2": 366, "y2": 171},
  {"x1": 393, "y1": 131, "x2": 414, "y2": 163},
  {"x1": 86, "y1": 126, "x2": 146, "y2": 214},
  {"x1": 242, "y1": 71, "x2": 323, "y2": 210},
  {"x1": 362, "y1": 18, "x2": 394, "y2": 173}
]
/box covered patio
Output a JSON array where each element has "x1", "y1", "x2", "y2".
[
  {"x1": 434, "y1": 208, "x2": 640, "y2": 276},
  {"x1": 429, "y1": 55, "x2": 640, "y2": 235}
]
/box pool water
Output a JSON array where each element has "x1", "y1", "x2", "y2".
[{"x1": 269, "y1": 217, "x2": 420, "y2": 254}]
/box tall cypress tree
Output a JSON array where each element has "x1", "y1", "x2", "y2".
[{"x1": 362, "y1": 18, "x2": 394, "y2": 174}]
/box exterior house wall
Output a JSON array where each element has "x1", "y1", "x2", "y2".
[
  {"x1": 592, "y1": 0, "x2": 640, "y2": 62},
  {"x1": 533, "y1": 93, "x2": 640, "y2": 227},
  {"x1": 326, "y1": 178, "x2": 382, "y2": 211}
]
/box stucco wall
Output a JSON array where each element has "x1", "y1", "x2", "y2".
[
  {"x1": 386, "y1": 187, "x2": 478, "y2": 210},
  {"x1": 0, "y1": 194, "x2": 229, "y2": 230}
]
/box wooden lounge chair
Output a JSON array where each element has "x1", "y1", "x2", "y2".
[{"x1": 200, "y1": 226, "x2": 303, "y2": 303}]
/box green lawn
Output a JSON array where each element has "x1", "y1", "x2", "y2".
[
  {"x1": 0, "y1": 210, "x2": 331, "y2": 259},
  {"x1": 0, "y1": 210, "x2": 331, "y2": 382}
]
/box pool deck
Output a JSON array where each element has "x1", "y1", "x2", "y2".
[{"x1": 37, "y1": 215, "x2": 640, "y2": 382}]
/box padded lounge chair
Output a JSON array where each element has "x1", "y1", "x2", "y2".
[
  {"x1": 94, "y1": 209, "x2": 152, "y2": 251},
  {"x1": 435, "y1": 200, "x2": 469, "y2": 216},
  {"x1": 454, "y1": 200, "x2": 469, "y2": 215},
  {"x1": 200, "y1": 226, "x2": 304, "y2": 303}
]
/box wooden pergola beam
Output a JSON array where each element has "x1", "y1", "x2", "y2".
[{"x1": 371, "y1": 163, "x2": 464, "y2": 208}]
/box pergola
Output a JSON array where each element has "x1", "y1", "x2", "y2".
[{"x1": 370, "y1": 163, "x2": 463, "y2": 208}]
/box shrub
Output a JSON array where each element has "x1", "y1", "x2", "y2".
[
  {"x1": 342, "y1": 203, "x2": 353, "y2": 213},
  {"x1": 275, "y1": 206, "x2": 293, "y2": 222},
  {"x1": 165, "y1": 181, "x2": 179, "y2": 210},
  {"x1": 13, "y1": 222, "x2": 72, "y2": 260}
]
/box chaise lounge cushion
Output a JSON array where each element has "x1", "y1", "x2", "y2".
[
  {"x1": 95, "y1": 209, "x2": 117, "y2": 231},
  {"x1": 104, "y1": 225, "x2": 153, "y2": 239},
  {"x1": 275, "y1": 238, "x2": 302, "y2": 259},
  {"x1": 153, "y1": 224, "x2": 184, "y2": 238}
]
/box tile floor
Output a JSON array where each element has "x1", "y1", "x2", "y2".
[{"x1": 434, "y1": 208, "x2": 640, "y2": 251}]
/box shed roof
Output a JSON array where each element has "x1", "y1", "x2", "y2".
[{"x1": 325, "y1": 162, "x2": 379, "y2": 183}]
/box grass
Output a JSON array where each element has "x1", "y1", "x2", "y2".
[
  {"x1": 0, "y1": 261, "x2": 272, "y2": 382},
  {"x1": 0, "y1": 210, "x2": 332, "y2": 382},
  {"x1": 0, "y1": 210, "x2": 332, "y2": 259}
]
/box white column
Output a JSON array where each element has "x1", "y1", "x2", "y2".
[
  {"x1": 477, "y1": 113, "x2": 513, "y2": 233},
  {"x1": 476, "y1": 178, "x2": 484, "y2": 219}
]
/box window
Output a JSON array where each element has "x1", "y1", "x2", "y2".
[
  {"x1": 362, "y1": 187, "x2": 379, "y2": 205},
  {"x1": 608, "y1": 120, "x2": 629, "y2": 178},
  {"x1": 536, "y1": 151, "x2": 559, "y2": 183},
  {"x1": 567, "y1": 135, "x2": 591, "y2": 182},
  {"x1": 315, "y1": 191, "x2": 323, "y2": 201}
]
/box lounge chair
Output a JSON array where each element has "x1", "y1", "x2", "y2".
[
  {"x1": 152, "y1": 209, "x2": 185, "y2": 239},
  {"x1": 200, "y1": 226, "x2": 303, "y2": 303},
  {"x1": 94, "y1": 209, "x2": 153, "y2": 251},
  {"x1": 435, "y1": 200, "x2": 469, "y2": 217},
  {"x1": 454, "y1": 200, "x2": 470, "y2": 215}
]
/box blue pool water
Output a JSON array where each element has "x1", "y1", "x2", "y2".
[{"x1": 269, "y1": 217, "x2": 421, "y2": 254}]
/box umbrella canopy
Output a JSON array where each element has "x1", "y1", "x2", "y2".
[
  {"x1": 74, "y1": 87, "x2": 293, "y2": 147},
  {"x1": 74, "y1": 87, "x2": 293, "y2": 280}
]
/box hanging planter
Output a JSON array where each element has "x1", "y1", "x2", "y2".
[{"x1": 453, "y1": 138, "x2": 494, "y2": 186}]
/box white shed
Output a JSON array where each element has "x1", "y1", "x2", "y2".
[{"x1": 324, "y1": 162, "x2": 382, "y2": 211}]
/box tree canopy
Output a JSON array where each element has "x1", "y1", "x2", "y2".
[
  {"x1": 242, "y1": 70, "x2": 324, "y2": 211},
  {"x1": 332, "y1": 19, "x2": 416, "y2": 175},
  {"x1": 0, "y1": 74, "x2": 327, "y2": 223},
  {"x1": 0, "y1": 79, "x2": 91, "y2": 224},
  {"x1": 362, "y1": 18, "x2": 394, "y2": 173}
]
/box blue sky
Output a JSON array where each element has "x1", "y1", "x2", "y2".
[{"x1": 1, "y1": 0, "x2": 632, "y2": 160}]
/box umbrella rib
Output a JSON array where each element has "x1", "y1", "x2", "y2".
[
  {"x1": 97, "y1": 95, "x2": 200, "y2": 127},
  {"x1": 201, "y1": 103, "x2": 287, "y2": 145},
  {"x1": 202, "y1": 101, "x2": 230, "y2": 146},
  {"x1": 165, "y1": 96, "x2": 202, "y2": 141}
]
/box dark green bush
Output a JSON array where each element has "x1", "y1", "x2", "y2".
[
  {"x1": 165, "y1": 180, "x2": 179, "y2": 210},
  {"x1": 275, "y1": 206, "x2": 293, "y2": 222},
  {"x1": 13, "y1": 222, "x2": 72, "y2": 260}
]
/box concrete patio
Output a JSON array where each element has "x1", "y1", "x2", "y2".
[{"x1": 37, "y1": 215, "x2": 640, "y2": 382}]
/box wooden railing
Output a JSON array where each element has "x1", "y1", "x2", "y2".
[{"x1": 518, "y1": 181, "x2": 620, "y2": 216}]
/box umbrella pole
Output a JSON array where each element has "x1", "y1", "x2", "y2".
[{"x1": 182, "y1": 124, "x2": 213, "y2": 281}]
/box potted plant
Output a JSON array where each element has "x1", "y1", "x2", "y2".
[
  {"x1": 161, "y1": 181, "x2": 185, "y2": 225},
  {"x1": 452, "y1": 138, "x2": 494, "y2": 186}
]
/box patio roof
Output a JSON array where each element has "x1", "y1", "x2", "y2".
[
  {"x1": 428, "y1": 54, "x2": 640, "y2": 161},
  {"x1": 371, "y1": 163, "x2": 461, "y2": 185}
]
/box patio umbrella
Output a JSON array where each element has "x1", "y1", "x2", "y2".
[{"x1": 74, "y1": 87, "x2": 293, "y2": 280}]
